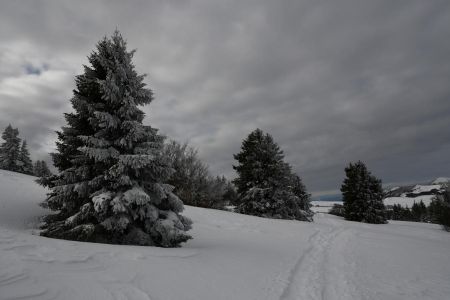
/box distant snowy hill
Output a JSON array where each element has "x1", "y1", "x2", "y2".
[
  {"x1": 432, "y1": 177, "x2": 450, "y2": 185},
  {"x1": 1, "y1": 170, "x2": 450, "y2": 299},
  {"x1": 383, "y1": 178, "x2": 448, "y2": 208}
]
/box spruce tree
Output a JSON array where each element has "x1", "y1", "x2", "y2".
[
  {"x1": 34, "y1": 160, "x2": 52, "y2": 177},
  {"x1": 18, "y1": 140, "x2": 34, "y2": 175},
  {"x1": 341, "y1": 161, "x2": 386, "y2": 224},
  {"x1": 40, "y1": 31, "x2": 191, "y2": 247},
  {"x1": 34, "y1": 160, "x2": 42, "y2": 176},
  {"x1": 233, "y1": 129, "x2": 312, "y2": 221},
  {"x1": 233, "y1": 129, "x2": 286, "y2": 195},
  {"x1": 290, "y1": 173, "x2": 312, "y2": 213},
  {"x1": 40, "y1": 160, "x2": 52, "y2": 177},
  {"x1": 0, "y1": 125, "x2": 21, "y2": 172}
]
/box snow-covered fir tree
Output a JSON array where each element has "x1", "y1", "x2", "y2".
[
  {"x1": 233, "y1": 129, "x2": 312, "y2": 221},
  {"x1": 18, "y1": 140, "x2": 34, "y2": 175},
  {"x1": 0, "y1": 124, "x2": 21, "y2": 172},
  {"x1": 34, "y1": 160, "x2": 52, "y2": 177},
  {"x1": 340, "y1": 161, "x2": 386, "y2": 224},
  {"x1": 40, "y1": 31, "x2": 192, "y2": 247}
]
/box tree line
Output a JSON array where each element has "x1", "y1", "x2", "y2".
[
  {"x1": 0, "y1": 124, "x2": 51, "y2": 177},
  {"x1": 387, "y1": 194, "x2": 450, "y2": 230}
]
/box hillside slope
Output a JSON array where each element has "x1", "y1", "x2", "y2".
[{"x1": 0, "y1": 170, "x2": 449, "y2": 300}]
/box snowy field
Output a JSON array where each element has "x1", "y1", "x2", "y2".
[{"x1": 1, "y1": 170, "x2": 450, "y2": 300}]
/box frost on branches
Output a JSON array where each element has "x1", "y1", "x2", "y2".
[
  {"x1": 40, "y1": 31, "x2": 191, "y2": 247},
  {"x1": 233, "y1": 129, "x2": 312, "y2": 221}
]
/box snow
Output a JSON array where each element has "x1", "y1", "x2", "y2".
[
  {"x1": 384, "y1": 195, "x2": 436, "y2": 208},
  {"x1": 389, "y1": 186, "x2": 399, "y2": 192},
  {"x1": 410, "y1": 184, "x2": 443, "y2": 194},
  {"x1": 432, "y1": 177, "x2": 450, "y2": 185},
  {"x1": 1, "y1": 170, "x2": 450, "y2": 299},
  {"x1": 0, "y1": 170, "x2": 49, "y2": 230}
]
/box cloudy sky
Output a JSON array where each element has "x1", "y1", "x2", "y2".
[{"x1": 1, "y1": 0, "x2": 449, "y2": 195}]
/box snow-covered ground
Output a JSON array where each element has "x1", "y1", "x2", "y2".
[{"x1": 1, "y1": 170, "x2": 450, "y2": 300}]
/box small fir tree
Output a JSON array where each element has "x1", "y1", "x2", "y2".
[
  {"x1": 0, "y1": 125, "x2": 21, "y2": 172},
  {"x1": 233, "y1": 129, "x2": 312, "y2": 221},
  {"x1": 18, "y1": 140, "x2": 34, "y2": 175},
  {"x1": 341, "y1": 161, "x2": 386, "y2": 224},
  {"x1": 40, "y1": 31, "x2": 191, "y2": 247}
]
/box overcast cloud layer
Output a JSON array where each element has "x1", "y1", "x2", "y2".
[{"x1": 0, "y1": 0, "x2": 449, "y2": 194}]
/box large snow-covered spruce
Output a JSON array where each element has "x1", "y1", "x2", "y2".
[
  {"x1": 341, "y1": 161, "x2": 386, "y2": 224},
  {"x1": 233, "y1": 129, "x2": 312, "y2": 221},
  {"x1": 40, "y1": 31, "x2": 191, "y2": 247}
]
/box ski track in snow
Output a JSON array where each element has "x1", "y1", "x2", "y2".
[{"x1": 278, "y1": 215, "x2": 355, "y2": 300}]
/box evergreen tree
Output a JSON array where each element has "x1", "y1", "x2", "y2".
[
  {"x1": 34, "y1": 160, "x2": 42, "y2": 176},
  {"x1": 411, "y1": 201, "x2": 427, "y2": 222},
  {"x1": 431, "y1": 189, "x2": 450, "y2": 231},
  {"x1": 428, "y1": 197, "x2": 444, "y2": 223},
  {"x1": 40, "y1": 31, "x2": 191, "y2": 247},
  {"x1": 222, "y1": 181, "x2": 238, "y2": 206},
  {"x1": 341, "y1": 161, "x2": 386, "y2": 224},
  {"x1": 18, "y1": 140, "x2": 34, "y2": 175},
  {"x1": 290, "y1": 173, "x2": 312, "y2": 212},
  {"x1": 233, "y1": 129, "x2": 312, "y2": 221},
  {"x1": 233, "y1": 129, "x2": 286, "y2": 195},
  {"x1": 391, "y1": 204, "x2": 402, "y2": 220},
  {"x1": 40, "y1": 160, "x2": 52, "y2": 177},
  {"x1": 34, "y1": 160, "x2": 52, "y2": 177},
  {"x1": 0, "y1": 125, "x2": 21, "y2": 172}
]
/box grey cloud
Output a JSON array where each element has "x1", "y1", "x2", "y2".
[{"x1": 0, "y1": 0, "x2": 449, "y2": 193}]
